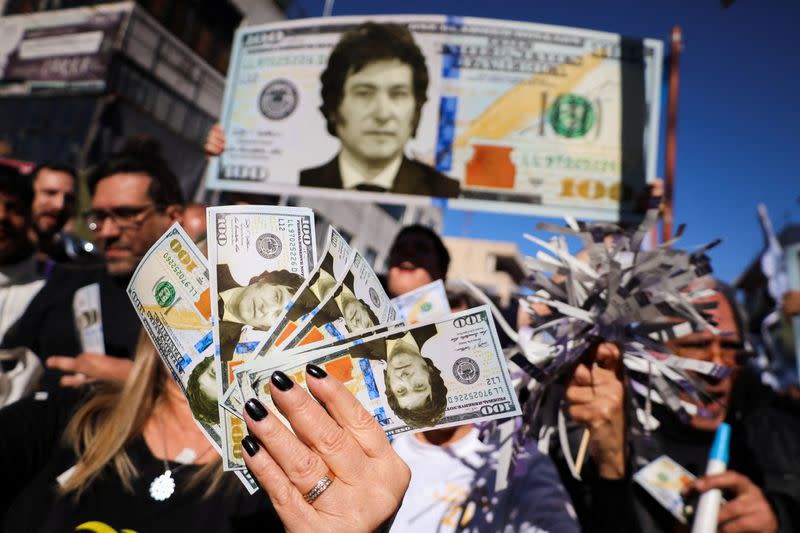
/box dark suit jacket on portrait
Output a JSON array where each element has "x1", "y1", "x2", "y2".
[
  {"x1": 216, "y1": 263, "x2": 245, "y2": 362},
  {"x1": 299, "y1": 155, "x2": 460, "y2": 198}
]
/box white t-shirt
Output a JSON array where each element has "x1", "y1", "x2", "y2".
[{"x1": 391, "y1": 427, "x2": 578, "y2": 533}]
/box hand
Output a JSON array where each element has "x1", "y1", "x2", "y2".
[
  {"x1": 565, "y1": 342, "x2": 626, "y2": 479},
  {"x1": 242, "y1": 365, "x2": 411, "y2": 533},
  {"x1": 204, "y1": 123, "x2": 225, "y2": 159},
  {"x1": 690, "y1": 471, "x2": 778, "y2": 533},
  {"x1": 46, "y1": 353, "x2": 133, "y2": 387},
  {"x1": 781, "y1": 289, "x2": 800, "y2": 318}
]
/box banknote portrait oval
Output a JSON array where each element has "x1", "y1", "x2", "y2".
[
  {"x1": 368, "y1": 287, "x2": 381, "y2": 308},
  {"x1": 258, "y1": 78, "x2": 299, "y2": 120},
  {"x1": 154, "y1": 280, "x2": 176, "y2": 308},
  {"x1": 256, "y1": 232, "x2": 283, "y2": 259},
  {"x1": 549, "y1": 93, "x2": 596, "y2": 139},
  {"x1": 453, "y1": 357, "x2": 480, "y2": 385}
]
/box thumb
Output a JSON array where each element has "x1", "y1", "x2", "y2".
[{"x1": 595, "y1": 342, "x2": 623, "y2": 374}]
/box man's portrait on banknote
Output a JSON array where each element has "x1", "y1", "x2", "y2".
[
  {"x1": 185, "y1": 355, "x2": 219, "y2": 425},
  {"x1": 311, "y1": 270, "x2": 380, "y2": 334},
  {"x1": 308, "y1": 252, "x2": 338, "y2": 303},
  {"x1": 299, "y1": 22, "x2": 460, "y2": 198},
  {"x1": 352, "y1": 324, "x2": 448, "y2": 428},
  {"x1": 216, "y1": 263, "x2": 304, "y2": 359}
]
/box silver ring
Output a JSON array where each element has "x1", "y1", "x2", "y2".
[{"x1": 303, "y1": 471, "x2": 334, "y2": 504}]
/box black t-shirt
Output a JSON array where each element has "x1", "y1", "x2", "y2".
[
  {"x1": 1, "y1": 264, "x2": 141, "y2": 391},
  {"x1": 0, "y1": 388, "x2": 284, "y2": 533}
]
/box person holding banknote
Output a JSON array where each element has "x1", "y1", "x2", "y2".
[
  {"x1": 0, "y1": 329, "x2": 412, "y2": 531},
  {"x1": 299, "y1": 22, "x2": 460, "y2": 198},
  {"x1": 556, "y1": 280, "x2": 800, "y2": 533}
]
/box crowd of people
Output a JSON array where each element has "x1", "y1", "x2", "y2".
[{"x1": 0, "y1": 135, "x2": 798, "y2": 532}]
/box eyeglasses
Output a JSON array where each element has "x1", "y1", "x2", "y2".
[
  {"x1": 670, "y1": 336, "x2": 745, "y2": 365},
  {"x1": 83, "y1": 205, "x2": 158, "y2": 232}
]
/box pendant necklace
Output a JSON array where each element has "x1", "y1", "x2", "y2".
[{"x1": 149, "y1": 412, "x2": 213, "y2": 502}]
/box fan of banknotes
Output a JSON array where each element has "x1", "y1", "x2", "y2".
[{"x1": 127, "y1": 206, "x2": 522, "y2": 492}]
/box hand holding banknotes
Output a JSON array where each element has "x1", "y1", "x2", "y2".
[
  {"x1": 565, "y1": 342, "x2": 626, "y2": 479},
  {"x1": 242, "y1": 365, "x2": 410, "y2": 533},
  {"x1": 46, "y1": 352, "x2": 133, "y2": 387},
  {"x1": 683, "y1": 471, "x2": 778, "y2": 533}
]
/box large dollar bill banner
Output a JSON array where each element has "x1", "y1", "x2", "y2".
[
  {"x1": 207, "y1": 205, "x2": 316, "y2": 470},
  {"x1": 207, "y1": 15, "x2": 662, "y2": 222},
  {"x1": 245, "y1": 306, "x2": 521, "y2": 435},
  {"x1": 126, "y1": 224, "x2": 259, "y2": 492}
]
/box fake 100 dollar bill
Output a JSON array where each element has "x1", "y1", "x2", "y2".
[
  {"x1": 244, "y1": 305, "x2": 521, "y2": 435},
  {"x1": 207, "y1": 205, "x2": 316, "y2": 471},
  {"x1": 126, "y1": 223, "x2": 259, "y2": 492}
]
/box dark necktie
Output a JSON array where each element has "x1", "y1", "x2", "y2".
[{"x1": 354, "y1": 183, "x2": 387, "y2": 192}]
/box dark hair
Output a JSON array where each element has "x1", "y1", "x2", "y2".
[
  {"x1": 319, "y1": 22, "x2": 429, "y2": 137},
  {"x1": 31, "y1": 161, "x2": 78, "y2": 184},
  {"x1": 87, "y1": 136, "x2": 184, "y2": 206},
  {"x1": 710, "y1": 279, "x2": 754, "y2": 360},
  {"x1": 0, "y1": 164, "x2": 34, "y2": 212},
  {"x1": 446, "y1": 288, "x2": 480, "y2": 311},
  {"x1": 248, "y1": 269, "x2": 304, "y2": 292},
  {"x1": 313, "y1": 277, "x2": 380, "y2": 329},
  {"x1": 185, "y1": 356, "x2": 219, "y2": 426},
  {"x1": 388, "y1": 224, "x2": 450, "y2": 281},
  {"x1": 284, "y1": 286, "x2": 321, "y2": 323},
  {"x1": 384, "y1": 356, "x2": 447, "y2": 428}
]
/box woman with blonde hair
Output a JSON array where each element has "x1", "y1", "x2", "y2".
[{"x1": 0, "y1": 330, "x2": 410, "y2": 532}]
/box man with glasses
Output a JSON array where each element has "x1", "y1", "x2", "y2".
[
  {"x1": 2, "y1": 140, "x2": 184, "y2": 393},
  {"x1": 558, "y1": 280, "x2": 800, "y2": 532}
]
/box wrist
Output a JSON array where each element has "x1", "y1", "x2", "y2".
[{"x1": 593, "y1": 447, "x2": 626, "y2": 479}]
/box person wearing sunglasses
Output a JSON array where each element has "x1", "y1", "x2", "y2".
[
  {"x1": 2, "y1": 138, "x2": 185, "y2": 395},
  {"x1": 559, "y1": 280, "x2": 800, "y2": 532}
]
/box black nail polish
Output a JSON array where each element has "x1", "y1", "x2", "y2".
[
  {"x1": 241, "y1": 435, "x2": 260, "y2": 457},
  {"x1": 245, "y1": 398, "x2": 268, "y2": 421},
  {"x1": 271, "y1": 370, "x2": 294, "y2": 391},
  {"x1": 306, "y1": 363, "x2": 327, "y2": 379}
]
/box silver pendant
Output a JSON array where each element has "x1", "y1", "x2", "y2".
[{"x1": 149, "y1": 469, "x2": 175, "y2": 501}]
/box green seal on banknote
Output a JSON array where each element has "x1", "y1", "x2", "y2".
[
  {"x1": 549, "y1": 94, "x2": 595, "y2": 138},
  {"x1": 154, "y1": 280, "x2": 177, "y2": 308}
]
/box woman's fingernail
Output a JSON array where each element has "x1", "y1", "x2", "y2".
[
  {"x1": 245, "y1": 398, "x2": 268, "y2": 421},
  {"x1": 241, "y1": 435, "x2": 260, "y2": 457},
  {"x1": 306, "y1": 363, "x2": 327, "y2": 379},
  {"x1": 271, "y1": 370, "x2": 294, "y2": 391}
]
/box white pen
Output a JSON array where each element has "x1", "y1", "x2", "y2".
[{"x1": 690, "y1": 422, "x2": 731, "y2": 533}]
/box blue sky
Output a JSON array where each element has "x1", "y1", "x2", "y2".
[{"x1": 291, "y1": 0, "x2": 800, "y2": 283}]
